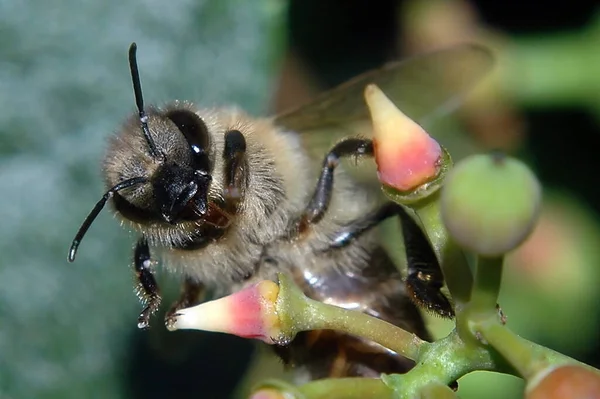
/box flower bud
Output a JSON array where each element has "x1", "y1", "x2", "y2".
[
  {"x1": 441, "y1": 152, "x2": 541, "y2": 256},
  {"x1": 526, "y1": 365, "x2": 600, "y2": 399},
  {"x1": 365, "y1": 84, "x2": 446, "y2": 195},
  {"x1": 167, "y1": 280, "x2": 283, "y2": 344}
]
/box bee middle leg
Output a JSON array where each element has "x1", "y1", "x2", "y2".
[
  {"x1": 164, "y1": 278, "x2": 205, "y2": 329},
  {"x1": 328, "y1": 202, "x2": 454, "y2": 318},
  {"x1": 134, "y1": 238, "x2": 161, "y2": 329},
  {"x1": 301, "y1": 138, "x2": 373, "y2": 227}
]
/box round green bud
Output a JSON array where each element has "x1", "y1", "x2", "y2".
[{"x1": 441, "y1": 152, "x2": 542, "y2": 256}]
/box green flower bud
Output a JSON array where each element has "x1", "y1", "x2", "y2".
[{"x1": 441, "y1": 152, "x2": 542, "y2": 256}]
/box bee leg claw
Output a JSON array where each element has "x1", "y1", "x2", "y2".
[
  {"x1": 137, "y1": 317, "x2": 150, "y2": 330},
  {"x1": 164, "y1": 312, "x2": 182, "y2": 331},
  {"x1": 163, "y1": 278, "x2": 205, "y2": 331},
  {"x1": 164, "y1": 317, "x2": 176, "y2": 331}
]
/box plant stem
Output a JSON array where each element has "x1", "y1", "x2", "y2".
[
  {"x1": 469, "y1": 256, "x2": 503, "y2": 316},
  {"x1": 303, "y1": 296, "x2": 426, "y2": 360},
  {"x1": 417, "y1": 382, "x2": 459, "y2": 399},
  {"x1": 381, "y1": 329, "x2": 515, "y2": 397},
  {"x1": 298, "y1": 378, "x2": 395, "y2": 399},
  {"x1": 475, "y1": 321, "x2": 600, "y2": 380},
  {"x1": 475, "y1": 322, "x2": 548, "y2": 379},
  {"x1": 412, "y1": 193, "x2": 473, "y2": 306},
  {"x1": 278, "y1": 274, "x2": 426, "y2": 361}
]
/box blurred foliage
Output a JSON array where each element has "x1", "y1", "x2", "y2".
[{"x1": 0, "y1": 1, "x2": 283, "y2": 398}]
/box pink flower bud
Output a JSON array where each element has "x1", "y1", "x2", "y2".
[
  {"x1": 167, "y1": 280, "x2": 282, "y2": 344},
  {"x1": 365, "y1": 84, "x2": 443, "y2": 192}
]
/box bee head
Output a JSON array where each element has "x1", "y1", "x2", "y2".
[{"x1": 68, "y1": 43, "x2": 218, "y2": 262}]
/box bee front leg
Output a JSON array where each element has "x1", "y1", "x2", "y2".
[
  {"x1": 165, "y1": 278, "x2": 205, "y2": 330},
  {"x1": 301, "y1": 138, "x2": 373, "y2": 227},
  {"x1": 134, "y1": 238, "x2": 161, "y2": 329}
]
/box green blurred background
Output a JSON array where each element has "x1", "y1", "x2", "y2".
[{"x1": 1, "y1": 0, "x2": 600, "y2": 398}]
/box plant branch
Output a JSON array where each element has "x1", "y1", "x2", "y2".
[
  {"x1": 474, "y1": 321, "x2": 599, "y2": 380},
  {"x1": 411, "y1": 192, "x2": 473, "y2": 306},
  {"x1": 469, "y1": 255, "x2": 504, "y2": 316},
  {"x1": 298, "y1": 378, "x2": 395, "y2": 399},
  {"x1": 278, "y1": 274, "x2": 427, "y2": 361}
]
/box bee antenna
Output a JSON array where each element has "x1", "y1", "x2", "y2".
[
  {"x1": 128, "y1": 42, "x2": 163, "y2": 160},
  {"x1": 68, "y1": 176, "x2": 148, "y2": 263}
]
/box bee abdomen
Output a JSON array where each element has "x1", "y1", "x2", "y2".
[{"x1": 275, "y1": 329, "x2": 415, "y2": 379}]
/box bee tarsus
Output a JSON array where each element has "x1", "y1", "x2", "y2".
[{"x1": 397, "y1": 205, "x2": 455, "y2": 318}]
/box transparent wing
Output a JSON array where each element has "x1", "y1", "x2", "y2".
[{"x1": 274, "y1": 43, "x2": 494, "y2": 161}]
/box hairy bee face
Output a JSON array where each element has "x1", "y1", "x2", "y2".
[
  {"x1": 104, "y1": 105, "x2": 215, "y2": 227},
  {"x1": 152, "y1": 162, "x2": 211, "y2": 224}
]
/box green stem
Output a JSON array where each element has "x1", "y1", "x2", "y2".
[
  {"x1": 474, "y1": 321, "x2": 600, "y2": 380},
  {"x1": 278, "y1": 274, "x2": 426, "y2": 361},
  {"x1": 250, "y1": 378, "x2": 394, "y2": 399},
  {"x1": 382, "y1": 329, "x2": 516, "y2": 397},
  {"x1": 411, "y1": 192, "x2": 473, "y2": 306},
  {"x1": 417, "y1": 383, "x2": 458, "y2": 399},
  {"x1": 455, "y1": 256, "x2": 503, "y2": 345},
  {"x1": 298, "y1": 378, "x2": 395, "y2": 399},
  {"x1": 304, "y1": 296, "x2": 425, "y2": 360},
  {"x1": 476, "y1": 322, "x2": 548, "y2": 380},
  {"x1": 469, "y1": 256, "x2": 503, "y2": 316}
]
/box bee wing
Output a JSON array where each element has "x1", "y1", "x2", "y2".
[{"x1": 274, "y1": 43, "x2": 493, "y2": 161}]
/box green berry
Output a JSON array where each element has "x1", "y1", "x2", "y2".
[{"x1": 441, "y1": 152, "x2": 542, "y2": 256}]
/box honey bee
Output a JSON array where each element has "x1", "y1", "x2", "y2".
[{"x1": 68, "y1": 43, "x2": 492, "y2": 379}]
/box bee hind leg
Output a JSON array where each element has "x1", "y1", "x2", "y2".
[
  {"x1": 397, "y1": 205, "x2": 454, "y2": 318},
  {"x1": 301, "y1": 138, "x2": 373, "y2": 227},
  {"x1": 133, "y1": 238, "x2": 161, "y2": 329},
  {"x1": 164, "y1": 278, "x2": 205, "y2": 330},
  {"x1": 328, "y1": 202, "x2": 454, "y2": 318}
]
